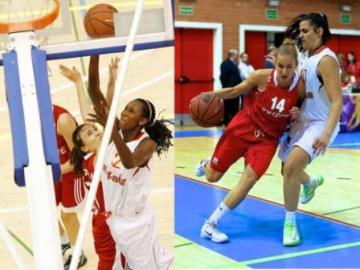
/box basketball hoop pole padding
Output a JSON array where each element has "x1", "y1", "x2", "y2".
[
  {"x1": 32, "y1": 48, "x2": 61, "y2": 182},
  {"x1": 3, "y1": 31, "x2": 63, "y2": 270},
  {"x1": 3, "y1": 52, "x2": 29, "y2": 186}
]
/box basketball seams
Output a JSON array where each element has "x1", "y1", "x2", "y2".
[
  {"x1": 89, "y1": 18, "x2": 114, "y2": 29},
  {"x1": 199, "y1": 94, "x2": 216, "y2": 121},
  {"x1": 190, "y1": 94, "x2": 223, "y2": 127},
  {"x1": 84, "y1": 3, "x2": 118, "y2": 38}
]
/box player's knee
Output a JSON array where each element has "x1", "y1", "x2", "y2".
[
  {"x1": 283, "y1": 161, "x2": 297, "y2": 180},
  {"x1": 61, "y1": 211, "x2": 78, "y2": 223},
  {"x1": 205, "y1": 170, "x2": 222, "y2": 183}
]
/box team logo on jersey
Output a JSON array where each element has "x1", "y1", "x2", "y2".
[
  {"x1": 111, "y1": 153, "x2": 121, "y2": 169},
  {"x1": 103, "y1": 164, "x2": 126, "y2": 185},
  {"x1": 306, "y1": 92, "x2": 314, "y2": 99}
]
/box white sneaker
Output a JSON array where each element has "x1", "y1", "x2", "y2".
[
  {"x1": 200, "y1": 220, "x2": 228, "y2": 243},
  {"x1": 194, "y1": 159, "x2": 209, "y2": 177},
  {"x1": 283, "y1": 219, "x2": 301, "y2": 246}
]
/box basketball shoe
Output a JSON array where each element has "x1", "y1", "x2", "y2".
[
  {"x1": 300, "y1": 176, "x2": 324, "y2": 204},
  {"x1": 283, "y1": 219, "x2": 301, "y2": 246},
  {"x1": 194, "y1": 159, "x2": 209, "y2": 177},
  {"x1": 64, "y1": 253, "x2": 87, "y2": 270},
  {"x1": 200, "y1": 219, "x2": 228, "y2": 243},
  {"x1": 61, "y1": 242, "x2": 71, "y2": 256}
]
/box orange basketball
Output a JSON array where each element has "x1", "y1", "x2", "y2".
[
  {"x1": 189, "y1": 93, "x2": 224, "y2": 127},
  {"x1": 84, "y1": 4, "x2": 118, "y2": 38}
]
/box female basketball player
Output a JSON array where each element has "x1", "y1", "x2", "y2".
[
  {"x1": 195, "y1": 43, "x2": 305, "y2": 243},
  {"x1": 53, "y1": 104, "x2": 87, "y2": 269},
  {"x1": 61, "y1": 55, "x2": 174, "y2": 269},
  {"x1": 59, "y1": 56, "x2": 118, "y2": 270},
  {"x1": 280, "y1": 13, "x2": 342, "y2": 246}
]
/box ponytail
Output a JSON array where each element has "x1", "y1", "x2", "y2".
[
  {"x1": 135, "y1": 98, "x2": 173, "y2": 156},
  {"x1": 145, "y1": 119, "x2": 173, "y2": 156},
  {"x1": 70, "y1": 124, "x2": 87, "y2": 175}
]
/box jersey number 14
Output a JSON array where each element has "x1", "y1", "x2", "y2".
[{"x1": 271, "y1": 97, "x2": 286, "y2": 113}]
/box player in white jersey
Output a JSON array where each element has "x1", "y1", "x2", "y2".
[
  {"x1": 63, "y1": 55, "x2": 174, "y2": 269},
  {"x1": 279, "y1": 13, "x2": 343, "y2": 246}
]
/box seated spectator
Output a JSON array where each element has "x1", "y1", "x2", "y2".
[
  {"x1": 346, "y1": 51, "x2": 360, "y2": 85},
  {"x1": 238, "y1": 52, "x2": 255, "y2": 80}
]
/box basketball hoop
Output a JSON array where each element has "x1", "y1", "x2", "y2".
[{"x1": 0, "y1": 0, "x2": 60, "y2": 34}]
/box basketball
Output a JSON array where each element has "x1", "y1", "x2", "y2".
[
  {"x1": 84, "y1": 4, "x2": 118, "y2": 38},
  {"x1": 189, "y1": 93, "x2": 224, "y2": 127}
]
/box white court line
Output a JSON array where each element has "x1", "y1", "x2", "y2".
[
  {"x1": 0, "y1": 207, "x2": 27, "y2": 214},
  {"x1": 0, "y1": 49, "x2": 154, "y2": 112}
]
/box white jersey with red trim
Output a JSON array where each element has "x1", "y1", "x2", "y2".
[
  {"x1": 300, "y1": 46, "x2": 340, "y2": 125},
  {"x1": 101, "y1": 131, "x2": 151, "y2": 217}
]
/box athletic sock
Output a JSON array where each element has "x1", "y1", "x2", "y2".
[
  {"x1": 208, "y1": 201, "x2": 230, "y2": 224},
  {"x1": 285, "y1": 210, "x2": 296, "y2": 222},
  {"x1": 60, "y1": 233, "x2": 70, "y2": 245}
]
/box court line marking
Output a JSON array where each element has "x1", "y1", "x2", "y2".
[
  {"x1": 238, "y1": 241, "x2": 360, "y2": 266},
  {"x1": 323, "y1": 205, "x2": 360, "y2": 215},
  {"x1": 7, "y1": 228, "x2": 33, "y2": 256},
  {"x1": 0, "y1": 207, "x2": 27, "y2": 214},
  {"x1": 174, "y1": 242, "x2": 193, "y2": 248},
  {"x1": 176, "y1": 174, "x2": 360, "y2": 229}
]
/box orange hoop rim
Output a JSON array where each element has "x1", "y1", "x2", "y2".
[{"x1": 0, "y1": 0, "x2": 60, "y2": 34}]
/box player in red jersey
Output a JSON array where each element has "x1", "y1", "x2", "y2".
[
  {"x1": 53, "y1": 105, "x2": 88, "y2": 268},
  {"x1": 195, "y1": 43, "x2": 305, "y2": 243},
  {"x1": 59, "y1": 57, "x2": 119, "y2": 270}
]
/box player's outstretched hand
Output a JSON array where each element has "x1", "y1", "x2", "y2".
[{"x1": 59, "y1": 65, "x2": 82, "y2": 83}]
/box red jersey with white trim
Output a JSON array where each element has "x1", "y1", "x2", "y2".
[
  {"x1": 53, "y1": 105, "x2": 74, "y2": 162},
  {"x1": 101, "y1": 131, "x2": 151, "y2": 217},
  {"x1": 53, "y1": 105, "x2": 77, "y2": 178},
  {"x1": 82, "y1": 153, "x2": 105, "y2": 214},
  {"x1": 235, "y1": 69, "x2": 300, "y2": 138}
]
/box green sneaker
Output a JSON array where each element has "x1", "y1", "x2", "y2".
[
  {"x1": 300, "y1": 176, "x2": 324, "y2": 204},
  {"x1": 283, "y1": 220, "x2": 301, "y2": 246}
]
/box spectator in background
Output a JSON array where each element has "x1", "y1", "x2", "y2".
[
  {"x1": 238, "y1": 52, "x2": 255, "y2": 80},
  {"x1": 341, "y1": 71, "x2": 353, "y2": 92},
  {"x1": 346, "y1": 51, "x2": 360, "y2": 85},
  {"x1": 264, "y1": 45, "x2": 277, "y2": 68},
  {"x1": 337, "y1": 53, "x2": 347, "y2": 72},
  {"x1": 220, "y1": 49, "x2": 242, "y2": 126}
]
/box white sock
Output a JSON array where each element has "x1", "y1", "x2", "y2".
[
  {"x1": 60, "y1": 233, "x2": 69, "y2": 245},
  {"x1": 208, "y1": 201, "x2": 230, "y2": 224},
  {"x1": 285, "y1": 210, "x2": 296, "y2": 222}
]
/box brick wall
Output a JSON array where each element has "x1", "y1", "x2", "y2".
[{"x1": 175, "y1": 0, "x2": 360, "y2": 58}]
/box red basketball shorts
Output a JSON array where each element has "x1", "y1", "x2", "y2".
[{"x1": 210, "y1": 113, "x2": 278, "y2": 178}]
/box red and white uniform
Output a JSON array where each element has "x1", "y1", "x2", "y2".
[
  {"x1": 279, "y1": 47, "x2": 340, "y2": 161},
  {"x1": 53, "y1": 105, "x2": 86, "y2": 212},
  {"x1": 82, "y1": 153, "x2": 122, "y2": 270},
  {"x1": 102, "y1": 132, "x2": 173, "y2": 270},
  {"x1": 210, "y1": 70, "x2": 300, "y2": 177}
]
